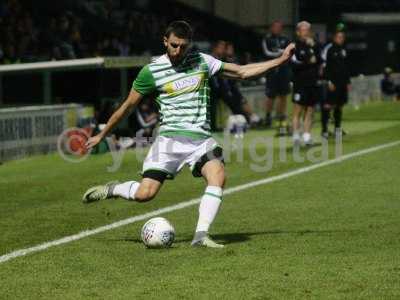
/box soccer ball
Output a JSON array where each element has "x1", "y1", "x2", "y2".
[{"x1": 141, "y1": 217, "x2": 175, "y2": 248}]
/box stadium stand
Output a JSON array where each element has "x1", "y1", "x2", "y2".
[{"x1": 0, "y1": 0, "x2": 262, "y2": 64}]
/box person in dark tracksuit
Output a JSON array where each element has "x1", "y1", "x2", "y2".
[
  {"x1": 209, "y1": 41, "x2": 247, "y2": 120},
  {"x1": 262, "y1": 20, "x2": 291, "y2": 134},
  {"x1": 209, "y1": 40, "x2": 259, "y2": 129},
  {"x1": 321, "y1": 31, "x2": 351, "y2": 138},
  {"x1": 291, "y1": 21, "x2": 322, "y2": 146}
]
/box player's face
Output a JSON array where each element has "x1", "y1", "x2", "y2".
[
  {"x1": 164, "y1": 33, "x2": 190, "y2": 64},
  {"x1": 270, "y1": 22, "x2": 283, "y2": 35},
  {"x1": 213, "y1": 41, "x2": 226, "y2": 58},
  {"x1": 297, "y1": 25, "x2": 311, "y2": 40},
  {"x1": 334, "y1": 32, "x2": 345, "y2": 45},
  {"x1": 225, "y1": 44, "x2": 234, "y2": 57}
]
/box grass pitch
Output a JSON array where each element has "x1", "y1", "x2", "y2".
[{"x1": 0, "y1": 102, "x2": 400, "y2": 299}]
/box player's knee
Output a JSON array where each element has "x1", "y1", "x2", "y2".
[
  {"x1": 208, "y1": 165, "x2": 225, "y2": 187},
  {"x1": 134, "y1": 187, "x2": 156, "y2": 202}
]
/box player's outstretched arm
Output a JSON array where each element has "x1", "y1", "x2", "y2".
[
  {"x1": 222, "y1": 43, "x2": 295, "y2": 80},
  {"x1": 85, "y1": 89, "x2": 143, "y2": 149}
]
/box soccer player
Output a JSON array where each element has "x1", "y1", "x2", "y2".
[
  {"x1": 291, "y1": 21, "x2": 322, "y2": 146},
  {"x1": 82, "y1": 21, "x2": 294, "y2": 248},
  {"x1": 262, "y1": 20, "x2": 291, "y2": 134},
  {"x1": 321, "y1": 31, "x2": 351, "y2": 138}
]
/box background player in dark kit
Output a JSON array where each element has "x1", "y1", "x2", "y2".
[
  {"x1": 291, "y1": 21, "x2": 322, "y2": 145},
  {"x1": 262, "y1": 20, "x2": 291, "y2": 134},
  {"x1": 321, "y1": 31, "x2": 351, "y2": 138}
]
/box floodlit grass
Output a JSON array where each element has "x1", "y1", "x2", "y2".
[{"x1": 0, "y1": 102, "x2": 399, "y2": 299}]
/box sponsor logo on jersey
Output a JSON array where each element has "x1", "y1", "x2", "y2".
[{"x1": 164, "y1": 74, "x2": 204, "y2": 95}]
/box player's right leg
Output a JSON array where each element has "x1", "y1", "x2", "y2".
[
  {"x1": 264, "y1": 75, "x2": 276, "y2": 128},
  {"x1": 291, "y1": 103, "x2": 303, "y2": 145},
  {"x1": 264, "y1": 96, "x2": 274, "y2": 128},
  {"x1": 82, "y1": 177, "x2": 164, "y2": 203},
  {"x1": 83, "y1": 136, "x2": 178, "y2": 203},
  {"x1": 275, "y1": 72, "x2": 290, "y2": 136}
]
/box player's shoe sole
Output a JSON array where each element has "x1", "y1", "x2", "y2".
[{"x1": 82, "y1": 181, "x2": 118, "y2": 204}]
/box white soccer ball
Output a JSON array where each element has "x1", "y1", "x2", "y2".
[{"x1": 141, "y1": 217, "x2": 175, "y2": 248}]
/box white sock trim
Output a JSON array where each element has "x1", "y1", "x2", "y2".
[
  {"x1": 112, "y1": 181, "x2": 140, "y2": 200},
  {"x1": 204, "y1": 185, "x2": 223, "y2": 199}
]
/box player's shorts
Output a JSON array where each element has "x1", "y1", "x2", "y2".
[
  {"x1": 292, "y1": 85, "x2": 320, "y2": 107},
  {"x1": 142, "y1": 135, "x2": 223, "y2": 183},
  {"x1": 326, "y1": 85, "x2": 348, "y2": 106},
  {"x1": 265, "y1": 69, "x2": 291, "y2": 98}
]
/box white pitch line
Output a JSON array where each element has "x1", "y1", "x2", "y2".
[{"x1": 1, "y1": 140, "x2": 399, "y2": 264}]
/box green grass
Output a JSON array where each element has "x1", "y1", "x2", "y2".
[{"x1": 0, "y1": 102, "x2": 400, "y2": 299}]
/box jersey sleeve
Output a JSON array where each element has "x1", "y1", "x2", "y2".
[
  {"x1": 201, "y1": 53, "x2": 224, "y2": 77},
  {"x1": 132, "y1": 65, "x2": 156, "y2": 96}
]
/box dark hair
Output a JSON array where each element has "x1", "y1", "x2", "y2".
[
  {"x1": 270, "y1": 20, "x2": 283, "y2": 27},
  {"x1": 164, "y1": 20, "x2": 193, "y2": 40},
  {"x1": 211, "y1": 40, "x2": 225, "y2": 49}
]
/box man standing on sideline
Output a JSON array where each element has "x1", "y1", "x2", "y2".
[
  {"x1": 262, "y1": 20, "x2": 291, "y2": 135},
  {"x1": 321, "y1": 31, "x2": 351, "y2": 138},
  {"x1": 291, "y1": 21, "x2": 322, "y2": 146}
]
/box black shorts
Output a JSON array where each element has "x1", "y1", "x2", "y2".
[
  {"x1": 327, "y1": 85, "x2": 348, "y2": 106},
  {"x1": 292, "y1": 86, "x2": 320, "y2": 107},
  {"x1": 265, "y1": 69, "x2": 291, "y2": 98}
]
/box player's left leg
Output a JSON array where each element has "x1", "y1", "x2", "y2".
[
  {"x1": 321, "y1": 103, "x2": 332, "y2": 139},
  {"x1": 291, "y1": 103, "x2": 303, "y2": 144},
  {"x1": 333, "y1": 105, "x2": 343, "y2": 137},
  {"x1": 191, "y1": 159, "x2": 225, "y2": 248},
  {"x1": 303, "y1": 105, "x2": 314, "y2": 146},
  {"x1": 333, "y1": 86, "x2": 348, "y2": 137}
]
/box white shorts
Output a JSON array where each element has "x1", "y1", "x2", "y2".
[{"x1": 142, "y1": 136, "x2": 222, "y2": 179}]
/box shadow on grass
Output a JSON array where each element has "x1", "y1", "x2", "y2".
[
  {"x1": 285, "y1": 142, "x2": 323, "y2": 153},
  {"x1": 108, "y1": 229, "x2": 352, "y2": 245}
]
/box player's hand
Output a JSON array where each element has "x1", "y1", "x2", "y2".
[
  {"x1": 328, "y1": 81, "x2": 336, "y2": 92},
  {"x1": 85, "y1": 134, "x2": 103, "y2": 149},
  {"x1": 347, "y1": 84, "x2": 352, "y2": 92},
  {"x1": 281, "y1": 43, "x2": 295, "y2": 61}
]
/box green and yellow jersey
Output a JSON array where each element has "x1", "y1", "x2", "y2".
[{"x1": 132, "y1": 51, "x2": 224, "y2": 139}]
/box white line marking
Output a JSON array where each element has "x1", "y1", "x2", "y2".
[{"x1": 1, "y1": 140, "x2": 399, "y2": 264}]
